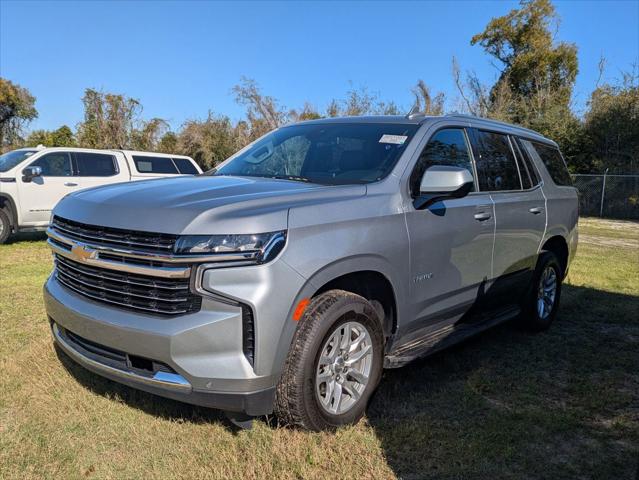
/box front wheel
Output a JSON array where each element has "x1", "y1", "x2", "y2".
[
  {"x1": 275, "y1": 290, "x2": 384, "y2": 431},
  {"x1": 521, "y1": 251, "x2": 563, "y2": 331},
  {"x1": 0, "y1": 210, "x2": 11, "y2": 244}
]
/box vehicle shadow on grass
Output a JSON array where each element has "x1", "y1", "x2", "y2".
[
  {"x1": 53, "y1": 284, "x2": 639, "y2": 465},
  {"x1": 5, "y1": 231, "x2": 47, "y2": 244},
  {"x1": 53, "y1": 345, "x2": 243, "y2": 432},
  {"x1": 366, "y1": 284, "x2": 639, "y2": 479}
]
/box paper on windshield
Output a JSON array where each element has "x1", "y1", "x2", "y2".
[{"x1": 379, "y1": 134, "x2": 408, "y2": 145}]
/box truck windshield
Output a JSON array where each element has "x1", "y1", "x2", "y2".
[
  {"x1": 212, "y1": 123, "x2": 419, "y2": 185},
  {"x1": 0, "y1": 149, "x2": 37, "y2": 172}
]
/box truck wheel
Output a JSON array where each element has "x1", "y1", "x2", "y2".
[
  {"x1": 275, "y1": 290, "x2": 384, "y2": 431},
  {"x1": 521, "y1": 251, "x2": 563, "y2": 331},
  {"x1": 0, "y1": 210, "x2": 11, "y2": 244}
]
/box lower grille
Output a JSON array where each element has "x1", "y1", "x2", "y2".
[
  {"x1": 57, "y1": 324, "x2": 176, "y2": 376},
  {"x1": 54, "y1": 254, "x2": 201, "y2": 316}
]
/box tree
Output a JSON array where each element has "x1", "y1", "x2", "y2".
[
  {"x1": 157, "y1": 131, "x2": 178, "y2": 154},
  {"x1": 411, "y1": 80, "x2": 445, "y2": 115},
  {"x1": 130, "y1": 118, "x2": 169, "y2": 152},
  {"x1": 580, "y1": 67, "x2": 639, "y2": 173},
  {"x1": 456, "y1": 0, "x2": 581, "y2": 163},
  {"x1": 0, "y1": 78, "x2": 38, "y2": 149},
  {"x1": 176, "y1": 113, "x2": 244, "y2": 169},
  {"x1": 233, "y1": 77, "x2": 290, "y2": 139},
  {"x1": 76, "y1": 88, "x2": 142, "y2": 149},
  {"x1": 25, "y1": 125, "x2": 75, "y2": 147},
  {"x1": 470, "y1": 0, "x2": 578, "y2": 121},
  {"x1": 327, "y1": 84, "x2": 401, "y2": 117}
]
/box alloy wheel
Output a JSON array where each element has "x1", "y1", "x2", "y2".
[
  {"x1": 537, "y1": 265, "x2": 557, "y2": 320},
  {"x1": 315, "y1": 321, "x2": 373, "y2": 415}
]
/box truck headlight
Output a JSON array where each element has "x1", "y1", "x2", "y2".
[{"x1": 173, "y1": 231, "x2": 286, "y2": 263}]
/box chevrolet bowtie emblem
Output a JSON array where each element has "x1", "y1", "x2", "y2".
[{"x1": 71, "y1": 243, "x2": 98, "y2": 261}]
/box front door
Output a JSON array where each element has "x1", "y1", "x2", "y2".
[
  {"x1": 17, "y1": 151, "x2": 80, "y2": 226},
  {"x1": 403, "y1": 127, "x2": 495, "y2": 341}
]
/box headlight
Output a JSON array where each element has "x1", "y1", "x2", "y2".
[{"x1": 173, "y1": 230, "x2": 286, "y2": 263}]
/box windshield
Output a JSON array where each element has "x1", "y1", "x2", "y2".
[
  {"x1": 212, "y1": 123, "x2": 419, "y2": 185},
  {"x1": 0, "y1": 149, "x2": 38, "y2": 172}
]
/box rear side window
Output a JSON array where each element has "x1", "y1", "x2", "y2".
[
  {"x1": 172, "y1": 157, "x2": 199, "y2": 174},
  {"x1": 410, "y1": 128, "x2": 475, "y2": 195},
  {"x1": 74, "y1": 152, "x2": 118, "y2": 177},
  {"x1": 513, "y1": 137, "x2": 541, "y2": 187},
  {"x1": 471, "y1": 130, "x2": 521, "y2": 191},
  {"x1": 29, "y1": 152, "x2": 72, "y2": 177},
  {"x1": 524, "y1": 141, "x2": 572, "y2": 186},
  {"x1": 133, "y1": 156, "x2": 178, "y2": 174}
]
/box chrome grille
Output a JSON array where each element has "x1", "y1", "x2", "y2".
[
  {"x1": 52, "y1": 215, "x2": 178, "y2": 254},
  {"x1": 54, "y1": 254, "x2": 201, "y2": 315}
]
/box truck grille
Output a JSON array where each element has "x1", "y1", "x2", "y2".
[
  {"x1": 51, "y1": 215, "x2": 178, "y2": 254},
  {"x1": 54, "y1": 254, "x2": 201, "y2": 316}
]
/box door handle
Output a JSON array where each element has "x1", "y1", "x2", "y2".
[
  {"x1": 529, "y1": 207, "x2": 544, "y2": 215},
  {"x1": 474, "y1": 212, "x2": 492, "y2": 221},
  {"x1": 64, "y1": 182, "x2": 78, "y2": 187}
]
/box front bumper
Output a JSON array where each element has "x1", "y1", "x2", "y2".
[{"x1": 44, "y1": 275, "x2": 287, "y2": 415}]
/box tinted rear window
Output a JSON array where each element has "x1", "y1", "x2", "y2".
[
  {"x1": 133, "y1": 156, "x2": 178, "y2": 174},
  {"x1": 525, "y1": 141, "x2": 572, "y2": 186},
  {"x1": 472, "y1": 130, "x2": 521, "y2": 191},
  {"x1": 172, "y1": 157, "x2": 198, "y2": 174},
  {"x1": 74, "y1": 152, "x2": 118, "y2": 176},
  {"x1": 513, "y1": 137, "x2": 541, "y2": 187}
]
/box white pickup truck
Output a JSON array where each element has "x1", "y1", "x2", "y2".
[{"x1": 0, "y1": 147, "x2": 201, "y2": 243}]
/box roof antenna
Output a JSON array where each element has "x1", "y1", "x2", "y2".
[{"x1": 405, "y1": 103, "x2": 421, "y2": 119}]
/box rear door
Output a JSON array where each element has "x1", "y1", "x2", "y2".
[
  {"x1": 469, "y1": 128, "x2": 546, "y2": 301},
  {"x1": 17, "y1": 151, "x2": 80, "y2": 225},
  {"x1": 403, "y1": 127, "x2": 495, "y2": 340},
  {"x1": 72, "y1": 151, "x2": 129, "y2": 190}
]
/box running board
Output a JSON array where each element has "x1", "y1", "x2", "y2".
[{"x1": 384, "y1": 305, "x2": 520, "y2": 368}]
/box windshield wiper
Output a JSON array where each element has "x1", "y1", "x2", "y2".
[{"x1": 268, "y1": 175, "x2": 311, "y2": 183}]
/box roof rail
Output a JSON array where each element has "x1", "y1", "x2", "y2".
[{"x1": 444, "y1": 113, "x2": 542, "y2": 136}]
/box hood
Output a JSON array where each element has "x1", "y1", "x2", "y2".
[{"x1": 53, "y1": 175, "x2": 366, "y2": 234}]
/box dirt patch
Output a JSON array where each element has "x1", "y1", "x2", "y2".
[
  {"x1": 579, "y1": 234, "x2": 639, "y2": 249},
  {"x1": 579, "y1": 218, "x2": 639, "y2": 231}
]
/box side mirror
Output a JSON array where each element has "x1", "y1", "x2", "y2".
[
  {"x1": 414, "y1": 166, "x2": 474, "y2": 210},
  {"x1": 22, "y1": 165, "x2": 42, "y2": 182}
]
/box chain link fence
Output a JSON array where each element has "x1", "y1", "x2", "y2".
[{"x1": 571, "y1": 173, "x2": 639, "y2": 219}]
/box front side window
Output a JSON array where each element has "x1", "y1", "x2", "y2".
[
  {"x1": 74, "y1": 152, "x2": 118, "y2": 177},
  {"x1": 213, "y1": 123, "x2": 419, "y2": 185},
  {"x1": 472, "y1": 130, "x2": 521, "y2": 191},
  {"x1": 29, "y1": 152, "x2": 72, "y2": 177},
  {"x1": 410, "y1": 128, "x2": 475, "y2": 196},
  {"x1": 172, "y1": 157, "x2": 199, "y2": 174},
  {"x1": 0, "y1": 149, "x2": 37, "y2": 172},
  {"x1": 523, "y1": 140, "x2": 572, "y2": 186},
  {"x1": 133, "y1": 155, "x2": 179, "y2": 174}
]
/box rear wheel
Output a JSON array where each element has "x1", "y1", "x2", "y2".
[
  {"x1": 275, "y1": 290, "x2": 384, "y2": 431},
  {"x1": 521, "y1": 251, "x2": 563, "y2": 331},
  {"x1": 0, "y1": 210, "x2": 11, "y2": 244}
]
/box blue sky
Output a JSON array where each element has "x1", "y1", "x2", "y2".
[{"x1": 1, "y1": 0, "x2": 638, "y2": 132}]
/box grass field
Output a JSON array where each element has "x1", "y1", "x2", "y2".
[{"x1": 1, "y1": 218, "x2": 637, "y2": 479}]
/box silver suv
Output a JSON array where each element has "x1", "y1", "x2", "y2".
[{"x1": 43, "y1": 114, "x2": 578, "y2": 430}]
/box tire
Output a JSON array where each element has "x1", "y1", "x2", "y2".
[
  {"x1": 275, "y1": 289, "x2": 384, "y2": 431},
  {"x1": 521, "y1": 251, "x2": 563, "y2": 331},
  {"x1": 0, "y1": 210, "x2": 11, "y2": 244}
]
